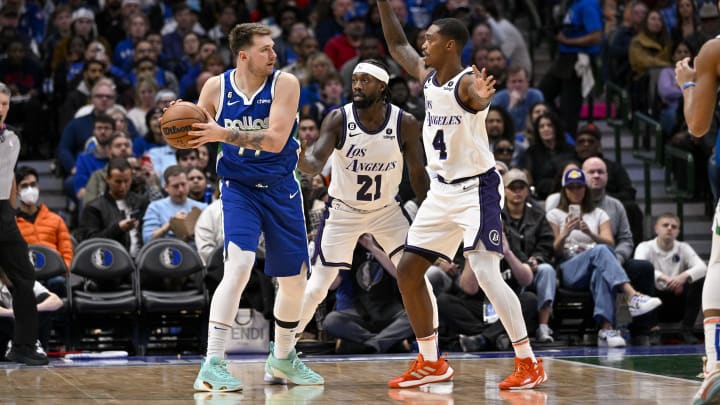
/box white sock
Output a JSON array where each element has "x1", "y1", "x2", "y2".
[
  {"x1": 274, "y1": 322, "x2": 296, "y2": 360},
  {"x1": 417, "y1": 333, "x2": 438, "y2": 362},
  {"x1": 705, "y1": 317, "x2": 720, "y2": 373},
  {"x1": 207, "y1": 322, "x2": 230, "y2": 359},
  {"x1": 512, "y1": 337, "x2": 536, "y2": 362}
]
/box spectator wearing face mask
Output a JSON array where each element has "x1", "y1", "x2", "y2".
[
  {"x1": 14, "y1": 166, "x2": 74, "y2": 298},
  {"x1": 14, "y1": 166, "x2": 74, "y2": 269}
]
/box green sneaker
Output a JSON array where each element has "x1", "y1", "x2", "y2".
[
  {"x1": 264, "y1": 341, "x2": 324, "y2": 385},
  {"x1": 193, "y1": 356, "x2": 243, "y2": 392}
]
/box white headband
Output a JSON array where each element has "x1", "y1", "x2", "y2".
[{"x1": 353, "y1": 62, "x2": 389, "y2": 84}]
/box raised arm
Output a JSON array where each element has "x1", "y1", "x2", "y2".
[
  {"x1": 190, "y1": 72, "x2": 301, "y2": 153},
  {"x1": 376, "y1": 0, "x2": 429, "y2": 80},
  {"x1": 677, "y1": 40, "x2": 720, "y2": 137},
  {"x1": 400, "y1": 112, "x2": 429, "y2": 203},
  {"x1": 298, "y1": 109, "x2": 342, "y2": 175}
]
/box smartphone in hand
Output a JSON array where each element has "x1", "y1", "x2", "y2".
[
  {"x1": 129, "y1": 209, "x2": 142, "y2": 221},
  {"x1": 568, "y1": 204, "x2": 581, "y2": 221}
]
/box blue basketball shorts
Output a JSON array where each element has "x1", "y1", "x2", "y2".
[{"x1": 221, "y1": 174, "x2": 309, "y2": 277}]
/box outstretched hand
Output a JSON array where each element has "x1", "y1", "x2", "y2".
[
  {"x1": 471, "y1": 65, "x2": 496, "y2": 100},
  {"x1": 187, "y1": 107, "x2": 226, "y2": 147}
]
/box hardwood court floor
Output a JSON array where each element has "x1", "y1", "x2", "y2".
[{"x1": 0, "y1": 348, "x2": 704, "y2": 404}]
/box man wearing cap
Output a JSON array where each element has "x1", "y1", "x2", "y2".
[
  {"x1": 296, "y1": 59, "x2": 430, "y2": 347},
  {"x1": 574, "y1": 123, "x2": 645, "y2": 246},
  {"x1": 324, "y1": 10, "x2": 366, "y2": 70},
  {"x1": 0, "y1": 82, "x2": 48, "y2": 365},
  {"x1": 500, "y1": 169, "x2": 557, "y2": 343}
]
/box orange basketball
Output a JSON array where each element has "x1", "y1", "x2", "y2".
[{"x1": 160, "y1": 101, "x2": 207, "y2": 149}]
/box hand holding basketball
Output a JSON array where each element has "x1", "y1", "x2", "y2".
[{"x1": 160, "y1": 101, "x2": 208, "y2": 149}]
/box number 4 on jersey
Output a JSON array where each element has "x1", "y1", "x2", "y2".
[{"x1": 433, "y1": 129, "x2": 447, "y2": 160}]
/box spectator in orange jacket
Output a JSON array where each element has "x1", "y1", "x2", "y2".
[{"x1": 14, "y1": 166, "x2": 73, "y2": 269}]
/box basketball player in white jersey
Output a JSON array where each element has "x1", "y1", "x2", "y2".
[
  {"x1": 676, "y1": 30, "x2": 720, "y2": 405},
  {"x1": 378, "y1": 1, "x2": 546, "y2": 390},
  {"x1": 296, "y1": 59, "x2": 430, "y2": 346}
]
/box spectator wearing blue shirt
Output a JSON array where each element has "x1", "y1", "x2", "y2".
[
  {"x1": 142, "y1": 165, "x2": 206, "y2": 244},
  {"x1": 493, "y1": 66, "x2": 545, "y2": 133},
  {"x1": 74, "y1": 114, "x2": 116, "y2": 203},
  {"x1": 538, "y1": 0, "x2": 603, "y2": 137}
]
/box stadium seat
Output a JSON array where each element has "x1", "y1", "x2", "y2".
[
  {"x1": 134, "y1": 239, "x2": 208, "y2": 354},
  {"x1": 67, "y1": 238, "x2": 139, "y2": 352}
]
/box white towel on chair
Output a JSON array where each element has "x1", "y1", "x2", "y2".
[{"x1": 575, "y1": 53, "x2": 595, "y2": 98}]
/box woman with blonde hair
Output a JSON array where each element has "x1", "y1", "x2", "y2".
[{"x1": 127, "y1": 76, "x2": 159, "y2": 136}]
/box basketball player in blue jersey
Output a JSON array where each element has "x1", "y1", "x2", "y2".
[
  {"x1": 295, "y1": 59, "x2": 432, "y2": 347},
  {"x1": 377, "y1": 1, "x2": 547, "y2": 390},
  {"x1": 676, "y1": 31, "x2": 720, "y2": 405},
  {"x1": 184, "y1": 23, "x2": 323, "y2": 392}
]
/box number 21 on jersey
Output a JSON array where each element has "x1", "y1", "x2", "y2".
[{"x1": 357, "y1": 174, "x2": 382, "y2": 201}]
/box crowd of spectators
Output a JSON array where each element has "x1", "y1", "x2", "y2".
[{"x1": 6, "y1": 0, "x2": 717, "y2": 355}]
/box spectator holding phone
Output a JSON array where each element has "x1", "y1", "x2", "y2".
[
  {"x1": 546, "y1": 168, "x2": 662, "y2": 347},
  {"x1": 77, "y1": 158, "x2": 149, "y2": 257}
]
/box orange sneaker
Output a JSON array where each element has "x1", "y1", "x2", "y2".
[
  {"x1": 498, "y1": 357, "x2": 547, "y2": 390},
  {"x1": 388, "y1": 354, "x2": 454, "y2": 388}
]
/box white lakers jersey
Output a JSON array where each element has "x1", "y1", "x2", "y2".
[
  {"x1": 328, "y1": 103, "x2": 404, "y2": 211},
  {"x1": 423, "y1": 67, "x2": 495, "y2": 181}
]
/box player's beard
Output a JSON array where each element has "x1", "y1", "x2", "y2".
[{"x1": 353, "y1": 93, "x2": 381, "y2": 109}]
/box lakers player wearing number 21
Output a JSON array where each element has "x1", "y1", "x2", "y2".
[{"x1": 295, "y1": 59, "x2": 430, "y2": 352}]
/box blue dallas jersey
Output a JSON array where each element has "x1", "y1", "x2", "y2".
[{"x1": 215, "y1": 69, "x2": 300, "y2": 186}]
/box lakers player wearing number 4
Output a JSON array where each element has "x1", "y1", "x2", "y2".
[
  {"x1": 296, "y1": 59, "x2": 431, "y2": 352},
  {"x1": 377, "y1": 0, "x2": 546, "y2": 390},
  {"x1": 185, "y1": 23, "x2": 323, "y2": 392}
]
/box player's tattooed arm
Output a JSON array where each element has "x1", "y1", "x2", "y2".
[
  {"x1": 227, "y1": 128, "x2": 267, "y2": 150},
  {"x1": 191, "y1": 73, "x2": 300, "y2": 152}
]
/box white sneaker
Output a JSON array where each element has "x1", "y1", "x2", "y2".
[
  {"x1": 536, "y1": 324, "x2": 554, "y2": 343},
  {"x1": 627, "y1": 294, "x2": 662, "y2": 317},
  {"x1": 693, "y1": 367, "x2": 720, "y2": 405},
  {"x1": 598, "y1": 329, "x2": 626, "y2": 348}
]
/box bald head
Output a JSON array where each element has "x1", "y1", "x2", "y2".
[{"x1": 582, "y1": 157, "x2": 608, "y2": 192}]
